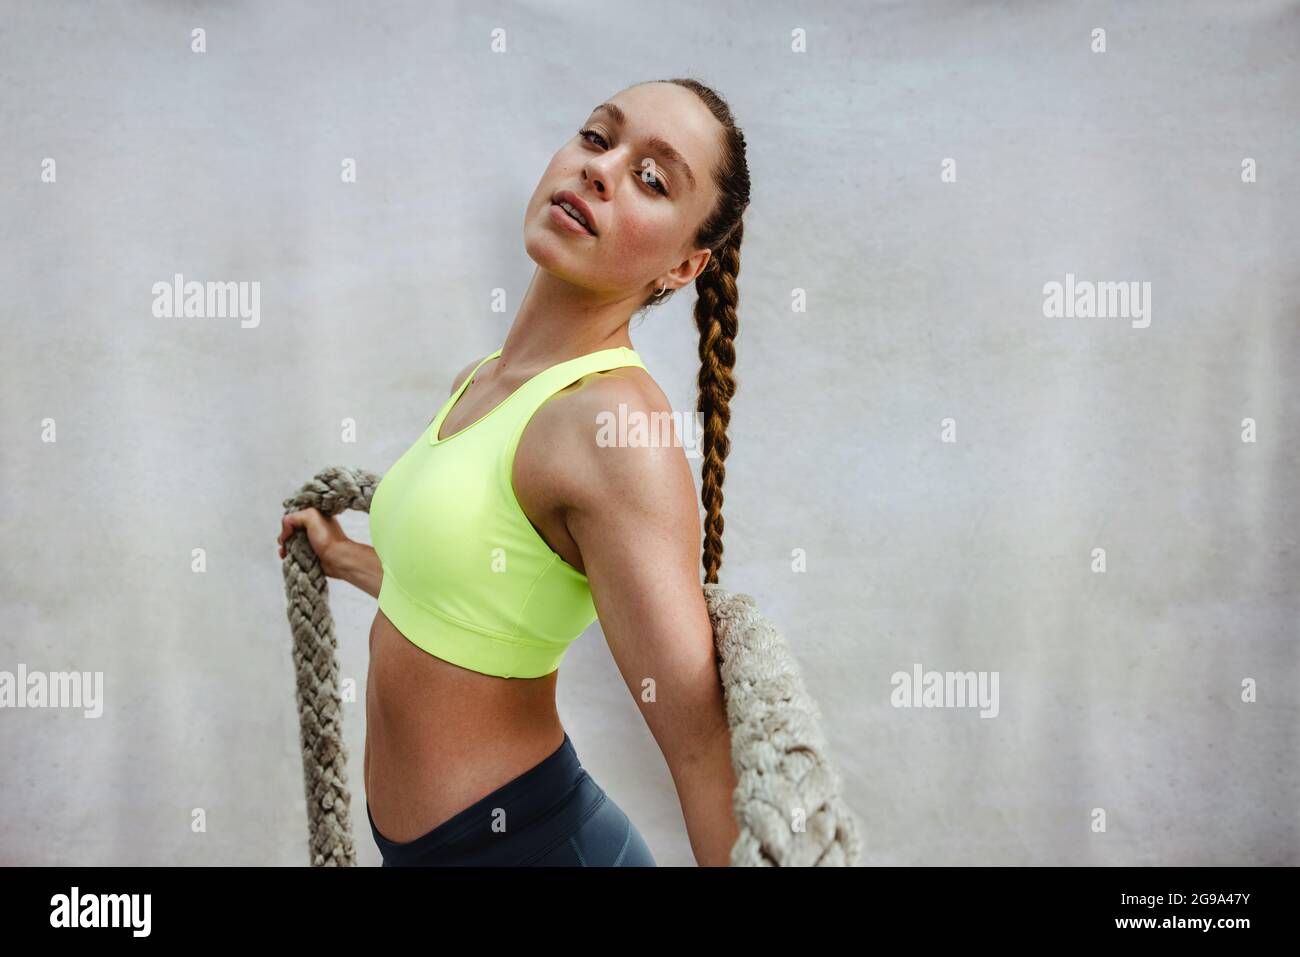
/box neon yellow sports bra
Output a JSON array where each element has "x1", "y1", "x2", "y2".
[{"x1": 369, "y1": 344, "x2": 648, "y2": 679}]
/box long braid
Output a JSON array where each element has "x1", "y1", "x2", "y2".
[{"x1": 694, "y1": 221, "x2": 742, "y2": 584}]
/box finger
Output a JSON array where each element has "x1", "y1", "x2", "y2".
[{"x1": 280, "y1": 513, "x2": 303, "y2": 547}]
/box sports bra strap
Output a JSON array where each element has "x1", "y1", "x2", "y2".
[
  {"x1": 498, "y1": 346, "x2": 648, "y2": 476},
  {"x1": 428, "y1": 345, "x2": 647, "y2": 448}
]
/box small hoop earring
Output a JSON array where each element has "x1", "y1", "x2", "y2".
[{"x1": 653, "y1": 282, "x2": 668, "y2": 299}]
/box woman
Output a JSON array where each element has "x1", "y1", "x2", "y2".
[{"x1": 277, "y1": 77, "x2": 750, "y2": 866}]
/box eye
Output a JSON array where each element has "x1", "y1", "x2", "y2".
[
  {"x1": 638, "y1": 161, "x2": 668, "y2": 196},
  {"x1": 577, "y1": 128, "x2": 669, "y2": 196}
]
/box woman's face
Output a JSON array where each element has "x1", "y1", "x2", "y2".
[{"x1": 524, "y1": 82, "x2": 723, "y2": 298}]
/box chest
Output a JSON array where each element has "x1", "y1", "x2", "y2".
[{"x1": 432, "y1": 379, "x2": 587, "y2": 575}]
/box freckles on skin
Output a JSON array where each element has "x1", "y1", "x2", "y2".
[
  {"x1": 528, "y1": 117, "x2": 709, "y2": 293},
  {"x1": 609, "y1": 206, "x2": 685, "y2": 281}
]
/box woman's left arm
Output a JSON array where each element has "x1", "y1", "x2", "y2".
[{"x1": 559, "y1": 378, "x2": 740, "y2": 867}]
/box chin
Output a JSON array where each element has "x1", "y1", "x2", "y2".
[
  {"x1": 522, "y1": 223, "x2": 562, "y2": 271},
  {"x1": 522, "y1": 210, "x2": 574, "y2": 268}
]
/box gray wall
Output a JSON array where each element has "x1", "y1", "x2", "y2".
[{"x1": 2, "y1": 0, "x2": 1296, "y2": 866}]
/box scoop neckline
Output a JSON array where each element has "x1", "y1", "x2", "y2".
[{"x1": 428, "y1": 345, "x2": 637, "y2": 446}]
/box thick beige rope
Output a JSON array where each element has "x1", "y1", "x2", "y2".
[{"x1": 281, "y1": 465, "x2": 863, "y2": 866}]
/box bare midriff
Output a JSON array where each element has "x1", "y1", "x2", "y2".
[{"x1": 363, "y1": 607, "x2": 567, "y2": 844}]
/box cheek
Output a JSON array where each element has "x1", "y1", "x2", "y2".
[{"x1": 608, "y1": 203, "x2": 680, "y2": 265}]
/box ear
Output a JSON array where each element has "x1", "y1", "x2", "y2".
[{"x1": 660, "y1": 247, "x2": 713, "y2": 292}]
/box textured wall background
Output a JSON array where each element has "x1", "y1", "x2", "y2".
[{"x1": 2, "y1": 0, "x2": 1296, "y2": 866}]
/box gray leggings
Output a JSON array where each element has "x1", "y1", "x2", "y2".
[{"x1": 367, "y1": 732, "x2": 657, "y2": 867}]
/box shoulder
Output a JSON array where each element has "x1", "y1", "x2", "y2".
[{"x1": 531, "y1": 365, "x2": 699, "y2": 522}]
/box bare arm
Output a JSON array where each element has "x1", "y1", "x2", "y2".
[
  {"x1": 329, "y1": 539, "x2": 382, "y2": 599},
  {"x1": 558, "y1": 377, "x2": 739, "y2": 866}
]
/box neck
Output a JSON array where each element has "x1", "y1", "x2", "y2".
[{"x1": 494, "y1": 267, "x2": 638, "y2": 380}]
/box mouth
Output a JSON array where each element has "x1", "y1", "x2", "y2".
[{"x1": 551, "y1": 190, "x2": 597, "y2": 236}]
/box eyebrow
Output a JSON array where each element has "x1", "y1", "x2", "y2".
[{"x1": 590, "y1": 102, "x2": 698, "y2": 192}]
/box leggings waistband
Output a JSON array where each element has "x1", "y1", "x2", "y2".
[{"x1": 367, "y1": 731, "x2": 596, "y2": 866}]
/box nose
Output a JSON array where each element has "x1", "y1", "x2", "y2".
[{"x1": 582, "y1": 147, "x2": 623, "y2": 198}]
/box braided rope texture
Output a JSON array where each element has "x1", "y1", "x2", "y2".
[
  {"x1": 281, "y1": 466, "x2": 863, "y2": 866},
  {"x1": 704, "y1": 583, "x2": 864, "y2": 866},
  {"x1": 280, "y1": 466, "x2": 381, "y2": 866}
]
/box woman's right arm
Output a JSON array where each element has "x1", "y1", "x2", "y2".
[
  {"x1": 327, "y1": 538, "x2": 383, "y2": 599},
  {"x1": 278, "y1": 508, "x2": 383, "y2": 599}
]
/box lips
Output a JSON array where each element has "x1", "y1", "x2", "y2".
[{"x1": 552, "y1": 189, "x2": 597, "y2": 235}]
